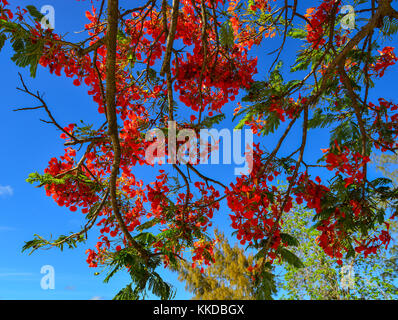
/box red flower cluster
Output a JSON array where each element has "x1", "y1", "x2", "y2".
[
  {"x1": 316, "y1": 215, "x2": 345, "y2": 265},
  {"x1": 295, "y1": 173, "x2": 330, "y2": 214},
  {"x1": 371, "y1": 46, "x2": 398, "y2": 77},
  {"x1": 369, "y1": 98, "x2": 398, "y2": 151},
  {"x1": 0, "y1": 0, "x2": 13, "y2": 21},
  {"x1": 323, "y1": 143, "x2": 370, "y2": 188},
  {"x1": 44, "y1": 147, "x2": 99, "y2": 213},
  {"x1": 355, "y1": 224, "x2": 392, "y2": 258},
  {"x1": 227, "y1": 145, "x2": 289, "y2": 262},
  {"x1": 306, "y1": 0, "x2": 339, "y2": 49}
]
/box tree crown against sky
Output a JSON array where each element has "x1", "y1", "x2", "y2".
[{"x1": 0, "y1": 0, "x2": 398, "y2": 299}]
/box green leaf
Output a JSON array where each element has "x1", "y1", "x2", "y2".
[
  {"x1": 200, "y1": 114, "x2": 226, "y2": 128},
  {"x1": 22, "y1": 235, "x2": 46, "y2": 255},
  {"x1": 308, "y1": 109, "x2": 336, "y2": 129},
  {"x1": 278, "y1": 247, "x2": 304, "y2": 268},
  {"x1": 136, "y1": 218, "x2": 161, "y2": 232},
  {"x1": 288, "y1": 28, "x2": 307, "y2": 40},
  {"x1": 0, "y1": 33, "x2": 7, "y2": 51},
  {"x1": 133, "y1": 232, "x2": 157, "y2": 246},
  {"x1": 235, "y1": 112, "x2": 252, "y2": 130},
  {"x1": 220, "y1": 21, "x2": 234, "y2": 48},
  {"x1": 26, "y1": 5, "x2": 45, "y2": 22},
  {"x1": 113, "y1": 283, "x2": 139, "y2": 300},
  {"x1": 291, "y1": 57, "x2": 311, "y2": 73},
  {"x1": 280, "y1": 233, "x2": 300, "y2": 247}
]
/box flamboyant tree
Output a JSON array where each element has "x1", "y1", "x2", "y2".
[{"x1": 1, "y1": 0, "x2": 398, "y2": 299}]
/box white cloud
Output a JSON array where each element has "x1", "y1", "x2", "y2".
[
  {"x1": 90, "y1": 296, "x2": 105, "y2": 300},
  {"x1": 0, "y1": 185, "x2": 13, "y2": 197},
  {"x1": 0, "y1": 226, "x2": 16, "y2": 232},
  {"x1": 64, "y1": 285, "x2": 76, "y2": 291},
  {"x1": 0, "y1": 272, "x2": 33, "y2": 277}
]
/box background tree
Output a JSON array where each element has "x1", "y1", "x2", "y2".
[
  {"x1": 278, "y1": 205, "x2": 398, "y2": 300},
  {"x1": 374, "y1": 154, "x2": 398, "y2": 186},
  {"x1": 172, "y1": 229, "x2": 277, "y2": 300}
]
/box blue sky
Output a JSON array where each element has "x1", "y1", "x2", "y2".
[{"x1": 0, "y1": 0, "x2": 397, "y2": 300}]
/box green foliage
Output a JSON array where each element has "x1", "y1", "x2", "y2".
[
  {"x1": 200, "y1": 114, "x2": 226, "y2": 128},
  {"x1": 25, "y1": 5, "x2": 45, "y2": 22},
  {"x1": 26, "y1": 171, "x2": 101, "y2": 193},
  {"x1": 73, "y1": 121, "x2": 97, "y2": 139},
  {"x1": 103, "y1": 248, "x2": 175, "y2": 300},
  {"x1": 0, "y1": 5, "x2": 50, "y2": 77},
  {"x1": 381, "y1": 17, "x2": 398, "y2": 39},
  {"x1": 113, "y1": 283, "x2": 140, "y2": 300},
  {"x1": 0, "y1": 32, "x2": 6, "y2": 51},
  {"x1": 287, "y1": 28, "x2": 307, "y2": 40},
  {"x1": 280, "y1": 232, "x2": 300, "y2": 247},
  {"x1": 0, "y1": 20, "x2": 43, "y2": 77},
  {"x1": 308, "y1": 109, "x2": 336, "y2": 129},
  {"x1": 252, "y1": 264, "x2": 277, "y2": 300},
  {"x1": 330, "y1": 120, "x2": 361, "y2": 151},
  {"x1": 290, "y1": 56, "x2": 311, "y2": 73},
  {"x1": 22, "y1": 232, "x2": 87, "y2": 254},
  {"x1": 236, "y1": 62, "x2": 301, "y2": 134},
  {"x1": 277, "y1": 247, "x2": 305, "y2": 269},
  {"x1": 219, "y1": 21, "x2": 234, "y2": 49},
  {"x1": 27, "y1": 172, "x2": 67, "y2": 186}
]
